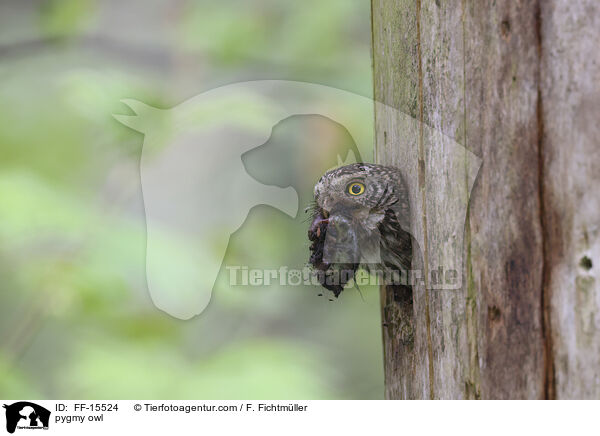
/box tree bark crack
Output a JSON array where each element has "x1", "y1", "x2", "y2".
[{"x1": 535, "y1": 0, "x2": 556, "y2": 400}]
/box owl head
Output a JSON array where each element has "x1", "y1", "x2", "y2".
[{"x1": 308, "y1": 163, "x2": 411, "y2": 296}]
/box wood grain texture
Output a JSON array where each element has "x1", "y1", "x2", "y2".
[
  {"x1": 462, "y1": 0, "x2": 545, "y2": 400},
  {"x1": 540, "y1": 0, "x2": 600, "y2": 399},
  {"x1": 372, "y1": 0, "x2": 429, "y2": 399},
  {"x1": 370, "y1": 0, "x2": 600, "y2": 399},
  {"x1": 418, "y1": 0, "x2": 469, "y2": 400}
]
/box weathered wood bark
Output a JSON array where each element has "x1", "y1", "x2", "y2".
[{"x1": 372, "y1": 0, "x2": 600, "y2": 399}]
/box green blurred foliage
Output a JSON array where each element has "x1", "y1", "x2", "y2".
[
  {"x1": 0, "y1": 0, "x2": 380, "y2": 399},
  {"x1": 40, "y1": 0, "x2": 97, "y2": 38}
]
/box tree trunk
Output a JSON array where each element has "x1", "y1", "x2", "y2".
[{"x1": 372, "y1": 0, "x2": 600, "y2": 399}]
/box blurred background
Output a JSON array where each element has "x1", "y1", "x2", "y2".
[{"x1": 0, "y1": 0, "x2": 382, "y2": 399}]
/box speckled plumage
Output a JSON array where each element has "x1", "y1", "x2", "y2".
[{"x1": 308, "y1": 163, "x2": 412, "y2": 297}]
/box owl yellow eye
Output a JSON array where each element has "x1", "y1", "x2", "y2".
[{"x1": 348, "y1": 182, "x2": 365, "y2": 196}]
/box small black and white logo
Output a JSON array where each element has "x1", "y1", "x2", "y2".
[{"x1": 3, "y1": 402, "x2": 50, "y2": 434}]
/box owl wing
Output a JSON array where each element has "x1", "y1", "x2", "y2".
[{"x1": 377, "y1": 208, "x2": 413, "y2": 290}]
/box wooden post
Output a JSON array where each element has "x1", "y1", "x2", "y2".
[{"x1": 372, "y1": 0, "x2": 600, "y2": 399}]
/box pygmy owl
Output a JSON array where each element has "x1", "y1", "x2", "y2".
[{"x1": 308, "y1": 163, "x2": 412, "y2": 297}]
